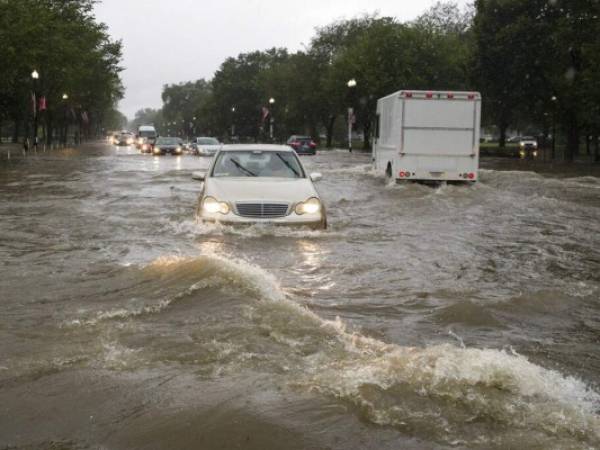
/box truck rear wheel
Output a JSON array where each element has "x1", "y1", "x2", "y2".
[{"x1": 385, "y1": 163, "x2": 393, "y2": 180}]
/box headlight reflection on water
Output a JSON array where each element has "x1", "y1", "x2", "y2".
[
  {"x1": 295, "y1": 240, "x2": 333, "y2": 290},
  {"x1": 197, "y1": 241, "x2": 226, "y2": 254}
]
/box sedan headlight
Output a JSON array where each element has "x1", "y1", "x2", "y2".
[
  {"x1": 202, "y1": 196, "x2": 230, "y2": 215},
  {"x1": 153, "y1": 147, "x2": 161, "y2": 154},
  {"x1": 295, "y1": 197, "x2": 321, "y2": 215},
  {"x1": 175, "y1": 146, "x2": 182, "y2": 153}
]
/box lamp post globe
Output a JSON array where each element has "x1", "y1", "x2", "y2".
[
  {"x1": 268, "y1": 99, "x2": 275, "y2": 141},
  {"x1": 30, "y1": 70, "x2": 40, "y2": 149},
  {"x1": 346, "y1": 79, "x2": 357, "y2": 152}
]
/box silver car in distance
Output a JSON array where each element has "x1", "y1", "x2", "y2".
[{"x1": 195, "y1": 145, "x2": 326, "y2": 229}]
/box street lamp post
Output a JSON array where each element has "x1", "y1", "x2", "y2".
[
  {"x1": 61, "y1": 93, "x2": 69, "y2": 145},
  {"x1": 31, "y1": 70, "x2": 40, "y2": 149},
  {"x1": 347, "y1": 79, "x2": 357, "y2": 152},
  {"x1": 269, "y1": 98, "x2": 275, "y2": 141},
  {"x1": 231, "y1": 106, "x2": 236, "y2": 139},
  {"x1": 551, "y1": 96, "x2": 558, "y2": 160}
]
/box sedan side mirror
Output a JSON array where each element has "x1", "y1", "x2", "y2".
[
  {"x1": 310, "y1": 172, "x2": 323, "y2": 182},
  {"x1": 192, "y1": 171, "x2": 206, "y2": 181}
]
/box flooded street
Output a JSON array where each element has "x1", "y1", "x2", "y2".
[{"x1": 1, "y1": 143, "x2": 599, "y2": 449}]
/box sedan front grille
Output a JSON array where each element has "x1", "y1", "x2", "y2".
[{"x1": 235, "y1": 203, "x2": 289, "y2": 218}]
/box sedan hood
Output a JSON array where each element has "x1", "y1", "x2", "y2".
[{"x1": 205, "y1": 177, "x2": 318, "y2": 203}]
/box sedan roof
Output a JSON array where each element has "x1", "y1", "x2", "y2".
[{"x1": 220, "y1": 144, "x2": 294, "y2": 153}]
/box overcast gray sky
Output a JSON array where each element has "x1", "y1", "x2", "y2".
[{"x1": 94, "y1": 0, "x2": 467, "y2": 119}]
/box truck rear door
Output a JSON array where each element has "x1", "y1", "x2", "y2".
[{"x1": 401, "y1": 92, "x2": 479, "y2": 172}]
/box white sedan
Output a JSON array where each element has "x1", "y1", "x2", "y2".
[
  {"x1": 195, "y1": 145, "x2": 326, "y2": 229},
  {"x1": 192, "y1": 137, "x2": 222, "y2": 156}
]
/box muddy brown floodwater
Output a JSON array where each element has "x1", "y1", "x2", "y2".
[{"x1": 1, "y1": 143, "x2": 599, "y2": 449}]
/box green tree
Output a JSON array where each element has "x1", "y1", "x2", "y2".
[
  {"x1": 211, "y1": 48, "x2": 289, "y2": 140},
  {"x1": 473, "y1": 0, "x2": 600, "y2": 159},
  {"x1": 162, "y1": 79, "x2": 213, "y2": 138},
  {"x1": 0, "y1": 0, "x2": 124, "y2": 143}
]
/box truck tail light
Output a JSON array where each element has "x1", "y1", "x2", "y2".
[
  {"x1": 447, "y1": 93, "x2": 454, "y2": 99},
  {"x1": 405, "y1": 92, "x2": 412, "y2": 98},
  {"x1": 468, "y1": 172, "x2": 475, "y2": 179},
  {"x1": 426, "y1": 92, "x2": 433, "y2": 99},
  {"x1": 399, "y1": 171, "x2": 406, "y2": 178},
  {"x1": 468, "y1": 94, "x2": 475, "y2": 100},
  {"x1": 309, "y1": 141, "x2": 316, "y2": 148}
]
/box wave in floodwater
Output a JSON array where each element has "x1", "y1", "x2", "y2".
[
  {"x1": 62, "y1": 254, "x2": 600, "y2": 447},
  {"x1": 165, "y1": 218, "x2": 338, "y2": 239},
  {"x1": 66, "y1": 254, "x2": 285, "y2": 327}
]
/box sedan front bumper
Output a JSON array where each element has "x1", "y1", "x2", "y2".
[{"x1": 198, "y1": 210, "x2": 326, "y2": 229}]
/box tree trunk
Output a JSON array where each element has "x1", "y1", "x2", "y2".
[
  {"x1": 12, "y1": 119, "x2": 20, "y2": 143},
  {"x1": 309, "y1": 123, "x2": 318, "y2": 143},
  {"x1": 565, "y1": 114, "x2": 579, "y2": 162},
  {"x1": 594, "y1": 135, "x2": 599, "y2": 163},
  {"x1": 586, "y1": 135, "x2": 591, "y2": 156},
  {"x1": 46, "y1": 112, "x2": 53, "y2": 145},
  {"x1": 362, "y1": 121, "x2": 371, "y2": 150},
  {"x1": 325, "y1": 115, "x2": 335, "y2": 149},
  {"x1": 498, "y1": 120, "x2": 508, "y2": 149}
]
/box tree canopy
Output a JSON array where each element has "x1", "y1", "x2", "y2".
[{"x1": 0, "y1": 0, "x2": 124, "y2": 142}]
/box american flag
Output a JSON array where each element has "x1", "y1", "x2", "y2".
[{"x1": 261, "y1": 107, "x2": 270, "y2": 123}]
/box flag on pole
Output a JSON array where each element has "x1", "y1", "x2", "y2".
[
  {"x1": 261, "y1": 107, "x2": 270, "y2": 123},
  {"x1": 38, "y1": 96, "x2": 47, "y2": 112}
]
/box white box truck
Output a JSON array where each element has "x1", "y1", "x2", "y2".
[{"x1": 373, "y1": 90, "x2": 481, "y2": 182}]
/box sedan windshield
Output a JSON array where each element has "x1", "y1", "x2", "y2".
[
  {"x1": 212, "y1": 151, "x2": 305, "y2": 178},
  {"x1": 196, "y1": 137, "x2": 219, "y2": 145}
]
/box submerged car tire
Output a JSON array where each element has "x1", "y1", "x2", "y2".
[{"x1": 385, "y1": 163, "x2": 393, "y2": 181}]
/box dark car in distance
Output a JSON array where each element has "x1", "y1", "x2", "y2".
[
  {"x1": 286, "y1": 135, "x2": 317, "y2": 155},
  {"x1": 152, "y1": 137, "x2": 183, "y2": 156}
]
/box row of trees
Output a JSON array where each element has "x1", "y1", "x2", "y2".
[
  {"x1": 135, "y1": 1, "x2": 598, "y2": 160},
  {"x1": 474, "y1": 0, "x2": 600, "y2": 160},
  {"x1": 0, "y1": 0, "x2": 125, "y2": 145},
  {"x1": 142, "y1": 4, "x2": 473, "y2": 150}
]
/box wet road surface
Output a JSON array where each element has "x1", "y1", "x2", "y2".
[{"x1": 1, "y1": 143, "x2": 599, "y2": 449}]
